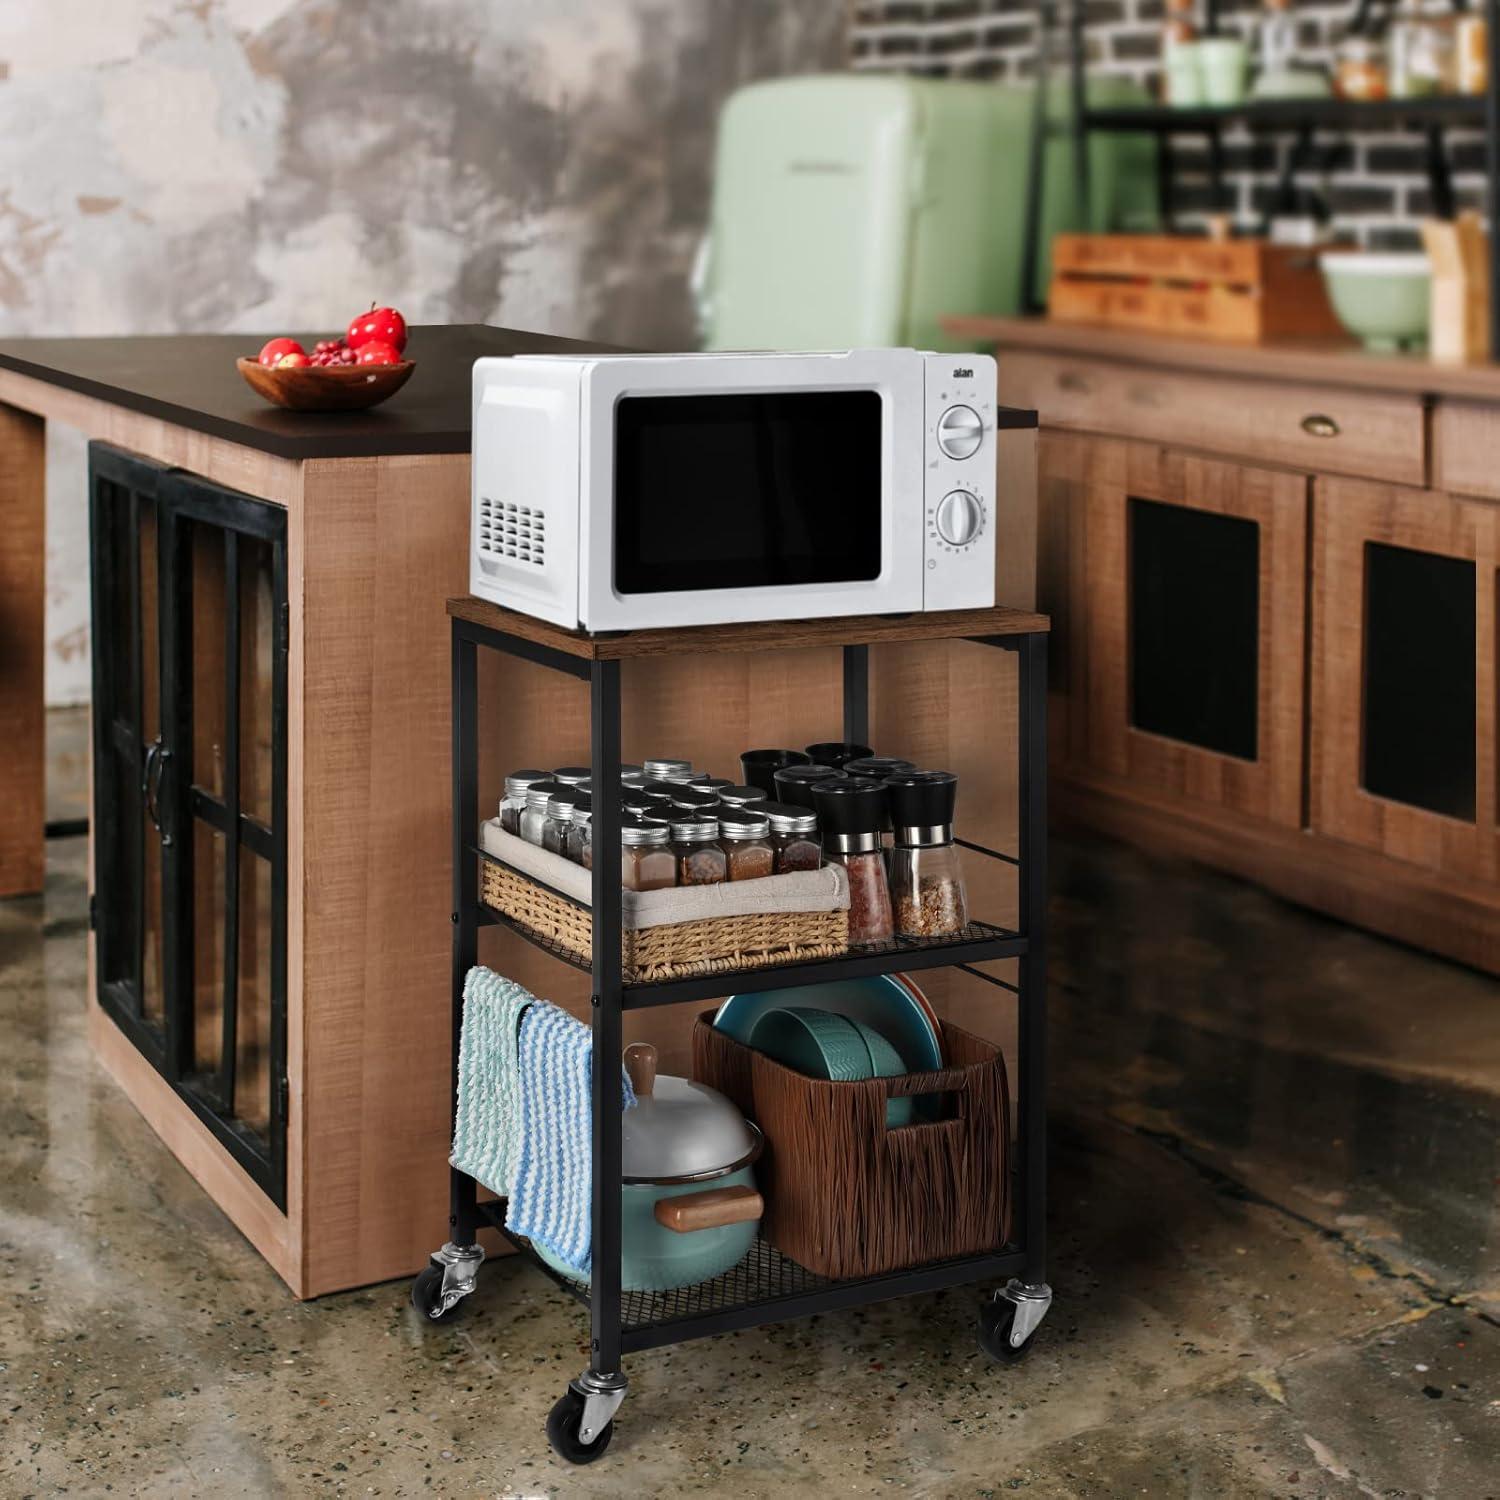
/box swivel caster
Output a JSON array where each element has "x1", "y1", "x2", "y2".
[
  {"x1": 978, "y1": 1278, "x2": 1052, "y2": 1364},
  {"x1": 410, "y1": 1241, "x2": 484, "y2": 1321},
  {"x1": 546, "y1": 1371, "x2": 626, "y2": 1465}
]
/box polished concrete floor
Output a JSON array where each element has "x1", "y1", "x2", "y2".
[{"x1": 3, "y1": 711, "x2": 1497, "y2": 1497}]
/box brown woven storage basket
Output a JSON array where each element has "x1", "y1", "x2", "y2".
[
  {"x1": 479, "y1": 859, "x2": 849, "y2": 984},
  {"x1": 692, "y1": 1012, "x2": 1010, "y2": 1279}
]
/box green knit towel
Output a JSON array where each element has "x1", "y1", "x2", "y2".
[{"x1": 450, "y1": 966, "x2": 531, "y2": 1198}]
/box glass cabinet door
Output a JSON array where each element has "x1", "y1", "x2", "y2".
[{"x1": 89, "y1": 445, "x2": 289, "y2": 1206}]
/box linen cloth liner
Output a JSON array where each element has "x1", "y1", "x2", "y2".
[
  {"x1": 505, "y1": 995, "x2": 637, "y2": 1278},
  {"x1": 481, "y1": 820, "x2": 849, "y2": 929},
  {"x1": 449, "y1": 966, "x2": 530, "y2": 1197}
]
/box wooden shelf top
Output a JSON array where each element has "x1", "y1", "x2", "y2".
[
  {"x1": 947, "y1": 314, "x2": 1500, "y2": 404},
  {"x1": 448, "y1": 595, "x2": 1049, "y2": 660}
]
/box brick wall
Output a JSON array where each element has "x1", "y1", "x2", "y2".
[{"x1": 848, "y1": 0, "x2": 1486, "y2": 249}]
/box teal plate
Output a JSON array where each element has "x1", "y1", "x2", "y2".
[{"x1": 716, "y1": 975, "x2": 943, "y2": 1076}]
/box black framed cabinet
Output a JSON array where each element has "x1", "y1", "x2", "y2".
[{"x1": 89, "y1": 443, "x2": 289, "y2": 1206}]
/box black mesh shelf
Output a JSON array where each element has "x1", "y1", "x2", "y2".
[{"x1": 482, "y1": 1203, "x2": 1026, "y2": 1354}]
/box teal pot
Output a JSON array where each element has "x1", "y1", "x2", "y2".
[{"x1": 533, "y1": 1044, "x2": 763, "y2": 1292}]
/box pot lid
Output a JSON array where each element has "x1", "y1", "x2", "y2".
[{"x1": 621, "y1": 1044, "x2": 758, "y2": 1182}]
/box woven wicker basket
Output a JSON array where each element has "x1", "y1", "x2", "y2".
[
  {"x1": 479, "y1": 859, "x2": 849, "y2": 984},
  {"x1": 693, "y1": 1012, "x2": 1011, "y2": 1278}
]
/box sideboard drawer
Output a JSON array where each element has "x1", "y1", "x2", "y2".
[
  {"x1": 998, "y1": 350, "x2": 1426, "y2": 486},
  {"x1": 1431, "y1": 400, "x2": 1500, "y2": 501}
]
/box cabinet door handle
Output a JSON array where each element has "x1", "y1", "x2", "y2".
[
  {"x1": 1301, "y1": 413, "x2": 1340, "y2": 438},
  {"x1": 142, "y1": 738, "x2": 172, "y2": 846}
]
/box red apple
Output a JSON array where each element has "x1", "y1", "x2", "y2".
[
  {"x1": 275, "y1": 351, "x2": 310, "y2": 369},
  {"x1": 354, "y1": 340, "x2": 401, "y2": 366},
  {"x1": 346, "y1": 305, "x2": 407, "y2": 353},
  {"x1": 257, "y1": 337, "x2": 304, "y2": 367}
]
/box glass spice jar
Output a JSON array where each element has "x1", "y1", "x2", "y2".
[
  {"x1": 621, "y1": 815, "x2": 676, "y2": 891},
  {"x1": 500, "y1": 769, "x2": 549, "y2": 836},
  {"x1": 811, "y1": 777, "x2": 893, "y2": 946},
  {"x1": 762, "y1": 800, "x2": 822, "y2": 873},
  {"x1": 564, "y1": 795, "x2": 592, "y2": 868},
  {"x1": 719, "y1": 809, "x2": 775, "y2": 881},
  {"x1": 519, "y1": 779, "x2": 562, "y2": 846},
  {"x1": 718, "y1": 784, "x2": 769, "y2": 812},
  {"x1": 643, "y1": 758, "x2": 693, "y2": 783},
  {"x1": 672, "y1": 815, "x2": 727, "y2": 885},
  {"x1": 668, "y1": 785, "x2": 720, "y2": 818},
  {"x1": 885, "y1": 771, "x2": 968, "y2": 939},
  {"x1": 542, "y1": 786, "x2": 584, "y2": 856},
  {"x1": 638, "y1": 779, "x2": 683, "y2": 806},
  {"x1": 552, "y1": 765, "x2": 591, "y2": 790}
]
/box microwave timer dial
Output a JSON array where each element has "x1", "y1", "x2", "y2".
[
  {"x1": 935, "y1": 488, "x2": 983, "y2": 548},
  {"x1": 936, "y1": 404, "x2": 983, "y2": 460}
]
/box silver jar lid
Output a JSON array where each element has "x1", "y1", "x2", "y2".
[
  {"x1": 669, "y1": 786, "x2": 719, "y2": 815},
  {"x1": 644, "y1": 758, "x2": 693, "y2": 782},
  {"x1": 621, "y1": 1043, "x2": 761, "y2": 1182},
  {"x1": 669, "y1": 814, "x2": 720, "y2": 842},
  {"x1": 718, "y1": 784, "x2": 768, "y2": 809},
  {"x1": 547, "y1": 786, "x2": 586, "y2": 823},
  {"x1": 524, "y1": 778, "x2": 562, "y2": 809},
  {"x1": 620, "y1": 814, "x2": 670, "y2": 847},
  {"x1": 570, "y1": 795, "x2": 593, "y2": 828},
  {"x1": 761, "y1": 799, "x2": 818, "y2": 835},
  {"x1": 504, "y1": 768, "x2": 550, "y2": 798},
  {"x1": 552, "y1": 766, "x2": 591, "y2": 787},
  {"x1": 620, "y1": 764, "x2": 646, "y2": 786},
  {"x1": 689, "y1": 776, "x2": 733, "y2": 793},
  {"x1": 718, "y1": 809, "x2": 771, "y2": 839}
]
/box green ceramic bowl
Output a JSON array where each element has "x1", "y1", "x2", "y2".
[{"x1": 1320, "y1": 252, "x2": 1431, "y2": 353}]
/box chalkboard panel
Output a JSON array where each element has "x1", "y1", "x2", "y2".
[
  {"x1": 1362, "y1": 542, "x2": 1476, "y2": 821},
  {"x1": 1129, "y1": 497, "x2": 1260, "y2": 762}
]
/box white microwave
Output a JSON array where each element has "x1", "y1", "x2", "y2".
[{"x1": 469, "y1": 348, "x2": 997, "y2": 632}]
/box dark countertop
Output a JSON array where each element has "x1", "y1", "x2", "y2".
[{"x1": 0, "y1": 324, "x2": 613, "y2": 461}]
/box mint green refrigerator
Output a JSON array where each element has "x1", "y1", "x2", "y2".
[{"x1": 695, "y1": 74, "x2": 1156, "y2": 352}]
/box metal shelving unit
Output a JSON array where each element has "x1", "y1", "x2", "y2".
[
  {"x1": 415, "y1": 596, "x2": 1053, "y2": 1463},
  {"x1": 1022, "y1": 0, "x2": 1500, "y2": 351}
]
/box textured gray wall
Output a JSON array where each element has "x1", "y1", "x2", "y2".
[{"x1": 0, "y1": 0, "x2": 848, "y2": 702}]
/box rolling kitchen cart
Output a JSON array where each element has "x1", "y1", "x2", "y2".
[{"x1": 415, "y1": 596, "x2": 1053, "y2": 1464}]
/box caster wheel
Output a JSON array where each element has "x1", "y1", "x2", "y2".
[
  {"x1": 546, "y1": 1389, "x2": 614, "y2": 1465},
  {"x1": 978, "y1": 1297, "x2": 1036, "y2": 1363},
  {"x1": 410, "y1": 1261, "x2": 461, "y2": 1321}
]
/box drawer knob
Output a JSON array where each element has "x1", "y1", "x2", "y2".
[{"x1": 1301, "y1": 413, "x2": 1340, "y2": 438}]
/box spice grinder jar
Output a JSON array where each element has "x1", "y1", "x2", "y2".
[
  {"x1": 740, "y1": 747, "x2": 811, "y2": 796},
  {"x1": 804, "y1": 741, "x2": 875, "y2": 769},
  {"x1": 811, "y1": 776, "x2": 894, "y2": 945},
  {"x1": 772, "y1": 763, "x2": 846, "y2": 810},
  {"x1": 885, "y1": 770, "x2": 967, "y2": 938}
]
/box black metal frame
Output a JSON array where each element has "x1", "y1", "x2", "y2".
[
  {"x1": 88, "y1": 443, "x2": 289, "y2": 1207},
  {"x1": 1022, "y1": 0, "x2": 1500, "y2": 351},
  {"x1": 445, "y1": 616, "x2": 1048, "y2": 1372}
]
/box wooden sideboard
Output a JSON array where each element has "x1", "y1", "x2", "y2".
[{"x1": 952, "y1": 315, "x2": 1500, "y2": 975}]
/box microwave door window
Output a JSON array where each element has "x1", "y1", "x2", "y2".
[{"x1": 613, "y1": 391, "x2": 883, "y2": 594}]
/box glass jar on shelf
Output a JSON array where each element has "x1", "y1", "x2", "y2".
[
  {"x1": 519, "y1": 779, "x2": 562, "y2": 846},
  {"x1": 672, "y1": 815, "x2": 727, "y2": 885},
  {"x1": 500, "y1": 768, "x2": 549, "y2": 836},
  {"x1": 564, "y1": 795, "x2": 592, "y2": 868},
  {"x1": 643, "y1": 758, "x2": 693, "y2": 784},
  {"x1": 622, "y1": 814, "x2": 676, "y2": 891},
  {"x1": 1335, "y1": 33, "x2": 1388, "y2": 99},
  {"x1": 719, "y1": 809, "x2": 775, "y2": 881},
  {"x1": 543, "y1": 786, "x2": 585, "y2": 856},
  {"x1": 885, "y1": 771, "x2": 968, "y2": 940},
  {"x1": 811, "y1": 777, "x2": 893, "y2": 946},
  {"x1": 763, "y1": 800, "x2": 821, "y2": 873}
]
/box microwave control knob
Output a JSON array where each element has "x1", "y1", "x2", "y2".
[
  {"x1": 937, "y1": 404, "x2": 983, "y2": 460},
  {"x1": 936, "y1": 490, "x2": 983, "y2": 547}
]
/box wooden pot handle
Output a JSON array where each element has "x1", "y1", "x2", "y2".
[
  {"x1": 624, "y1": 1042, "x2": 656, "y2": 1098},
  {"x1": 653, "y1": 1185, "x2": 763, "y2": 1233}
]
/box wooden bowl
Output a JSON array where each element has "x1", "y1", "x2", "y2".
[{"x1": 236, "y1": 356, "x2": 415, "y2": 412}]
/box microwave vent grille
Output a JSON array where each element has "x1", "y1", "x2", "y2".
[{"x1": 477, "y1": 496, "x2": 546, "y2": 567}]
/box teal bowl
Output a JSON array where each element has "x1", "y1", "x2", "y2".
[
  {"x1": 1320, "y1": 252, "x2": 1430, "y2": 353},
  {"x1": 750, "y1": 1006, "x2": 871, "y2": 1082},
  {"x1": 851, "y1": 1020, "x2": 914, "y2": 1128}
]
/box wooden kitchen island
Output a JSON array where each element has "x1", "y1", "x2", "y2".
[
  {"x1": 954, "y1": 314, "x2": 1500, "y2": 974},
  {"x1": 0, "y1": 330, "x2": 1040, "y2": 1296}
]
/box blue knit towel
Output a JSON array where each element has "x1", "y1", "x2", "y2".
[
  {"x1": 450, "y1": 966, "x2": 532, "y2": 1198},
  {"x1": 505, "y1": 1001, "x2": 636, "y2": 1279}
]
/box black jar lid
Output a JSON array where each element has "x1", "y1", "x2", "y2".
[
  {"x1": 811, "y1": 775, "x2": 890, "y2": 836},
  {"x1": 638, "y1": 779, "x2": 682, "y2": 803},
  {"x1": 804, "y1": 740, "x2": 875, "y2": 769},
  {"x1": 524, "y1": 778, "x2": 563, "y2": 808},
  {"x1": 884, "y1": 770, "x2": 958, "y2": 830},
  {"x1": 761, "y1": 799, "x2": 818, "y2": 834},
  {"x1": 773, "y1": 763, "x2": 846, "y2": 809},
  {"x1": 669, "y1": 786, "x2": 719, "y2": 814},
  {"x1": 843, "y1": 755, "x2": 916, "y2": 779},
  {"x1": 552, "y1": 765, "x2": 592, "y2": 787}
]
